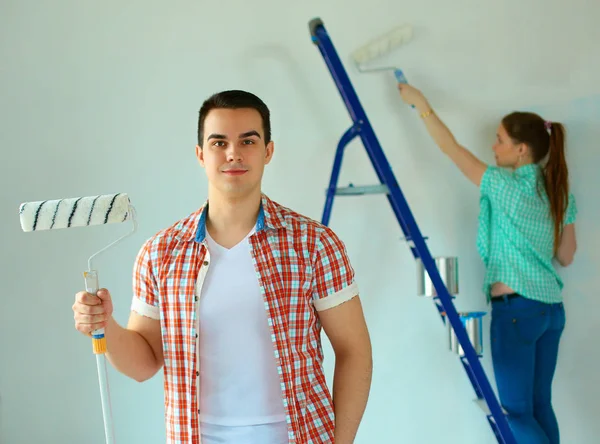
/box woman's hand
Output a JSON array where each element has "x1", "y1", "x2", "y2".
[{"x1": 397, "y1": 83, "x2": 428, "y2": 110}]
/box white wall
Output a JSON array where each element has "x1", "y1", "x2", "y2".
[{"x1": 1, "y1": 0, "x2": 599, "y2": 443}]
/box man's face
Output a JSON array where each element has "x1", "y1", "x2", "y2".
[{"x1": 196, "y1": 108, "x2": 274, "y2": 198}]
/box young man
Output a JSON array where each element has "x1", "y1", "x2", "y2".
[{"x1": 73, "y1": 90, "x2": 373, "y2": 444}]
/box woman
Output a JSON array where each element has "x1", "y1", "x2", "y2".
[{"x1": 397, "y1": 83, "x2": 577, "y2": 444}]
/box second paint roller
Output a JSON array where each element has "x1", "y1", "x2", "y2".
[{"x1": 19, "y1": 192, "x2": 138, "y2": 444}]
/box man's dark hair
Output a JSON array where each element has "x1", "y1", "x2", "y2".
[{"x1": 197, "y1": 90, "x2": 271, "y2": 146}]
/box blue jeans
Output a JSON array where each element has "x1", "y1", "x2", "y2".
[{"x1": 491, "y1": 294, "x2": 565, "y2": 444}]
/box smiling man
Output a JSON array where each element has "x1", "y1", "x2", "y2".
[{"x1": 72, "y1": 90, "x2": 373, "y2": 444}]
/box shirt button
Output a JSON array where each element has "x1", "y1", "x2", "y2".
[
  {"x1": 196, "y1": 371, "x2": 199, "y2": 376},
  {"x1": 195, "y1": 296, "x2": 199, "y2": 301},
  {"x1": 203, "y1": 261, "x2": 209, "y2": 266}
]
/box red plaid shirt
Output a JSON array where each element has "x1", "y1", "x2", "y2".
[{"x1": 131, "y1": 194, "x2": 358, "y2": 443}]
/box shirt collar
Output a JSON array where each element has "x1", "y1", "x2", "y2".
[
  {"x1": 514, "y1": 163, "x2": 540, "y2": 177},
  {"x1": 189, "y1": 193, "x2": 286, "y2": 243}
]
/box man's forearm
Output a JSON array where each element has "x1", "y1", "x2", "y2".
[
  {"x1": 104, "y1": 316, "x2": 161, "y2": 382},
  {"x1": 332, "y1": 351, "x2": 373, "y2": 443}
]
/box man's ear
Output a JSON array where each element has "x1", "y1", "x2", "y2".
[
  {"x1": 195, "y1": 145, "x2": 205, "y2": 167},
  {"x1": 264, "y1": 140, "x2": 275, "y2": 165}
]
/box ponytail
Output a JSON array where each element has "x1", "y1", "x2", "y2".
[
  {"x1": 501, "y1": 112, "x2": 570, "y2": 253},
  {"x1": 542, "y1": 122, "x2": 569, "y2": 253}
]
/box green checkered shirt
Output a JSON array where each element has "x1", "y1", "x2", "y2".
[{"x1": 476, "y1": 164, "x2": 577, "y2": 303}]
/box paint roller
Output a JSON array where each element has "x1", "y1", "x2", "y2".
[
  {"x1": 350, "y1": 23, "x2": 414, "y2": 88},
  {"x1": 18, "y1": 192, "x2": 138, "y2": 444}
]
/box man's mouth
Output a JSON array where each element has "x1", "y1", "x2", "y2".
[{"x1": 223, "y1": 169, "x2": 247, "y2": 176}]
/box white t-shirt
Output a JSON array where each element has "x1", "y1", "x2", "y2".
[{"x1": 197, "y1": 227, "x2": 288, "y2": 442}]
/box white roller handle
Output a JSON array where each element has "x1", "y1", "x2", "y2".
[
  {"x1": 83, "y1": 270, "x2": 116, "y2": 444},
  {"x1": 83, "y1": 270, "x2": 107, "y2": 353}
]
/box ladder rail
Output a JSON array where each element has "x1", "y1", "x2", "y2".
[
  {"x1": 308, "y1": 17, "x2": 517, "y2": 444},
  {"x1": 322, "y1": 123, "x2": 360, "y2": 226},
  {"x1": 310, "y1": 20, "x2": 416, "y2": 255}
]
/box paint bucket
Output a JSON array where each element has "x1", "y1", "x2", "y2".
[
  {"x1": 448, "y1": 312, "x2": 486, "y2": 357},
  {"x1": 416, "y1": 256, "x2": 459, "y2": 297}
]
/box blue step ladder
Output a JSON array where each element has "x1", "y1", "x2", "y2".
[{"x1": 308, "y1": 18, "x2": 517, "y2": 444}]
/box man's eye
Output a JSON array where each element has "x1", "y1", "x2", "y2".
[{"x1": 242, "y1": 139, "x2": 255, "y2": 145}]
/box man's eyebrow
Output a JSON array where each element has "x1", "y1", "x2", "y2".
[
  {"x1": 206, "y1": 131, "x2": 261, "y2": 140},
  {"x1": 239, "y1": 130, "x2": 261, "y2": 139}
]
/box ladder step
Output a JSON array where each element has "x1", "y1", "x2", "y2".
[
  {"x1": 474, "y1": 398, "x2": 508, "y2": 417},
  {"x1": 333, "y1": 184, "x2": 389, "y2": 195}
]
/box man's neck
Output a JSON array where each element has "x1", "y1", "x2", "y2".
[{"x1": 205, "y1": 188, "x2": 262, "y2": 248}]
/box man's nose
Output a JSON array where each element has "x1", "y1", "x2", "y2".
[{"x1": 226, "y1": 145, "x2": 243, "y2": 162}]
